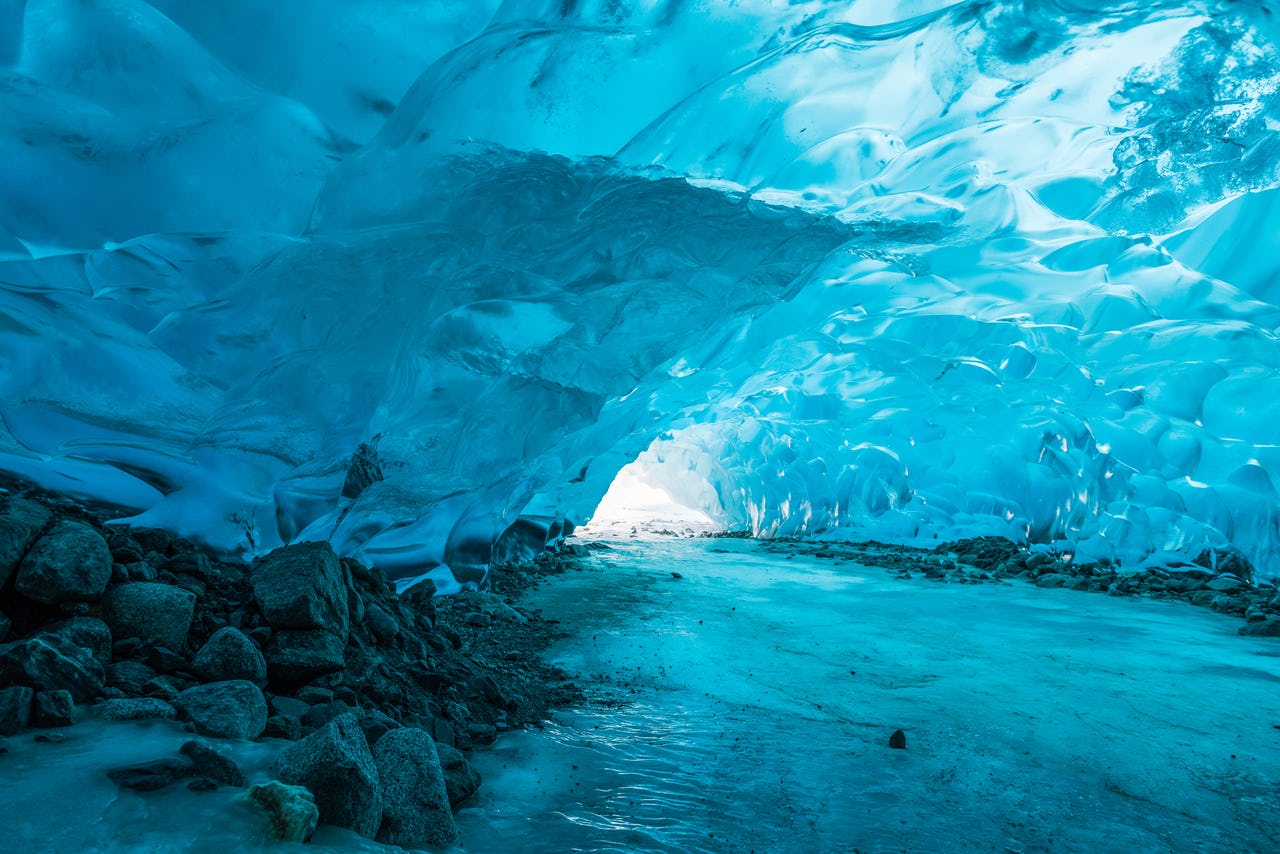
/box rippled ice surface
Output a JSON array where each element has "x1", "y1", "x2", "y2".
[{"x1": 456, "y1": 538, "x2": 1280, "y2": 853}]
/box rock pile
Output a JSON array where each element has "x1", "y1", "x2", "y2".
[
  {"x1": 0, "y1": 489, "x2": 580, "y2": 846},
  {"x1": 769, "y1": 535, "x2": 1280, "y2": 636}
]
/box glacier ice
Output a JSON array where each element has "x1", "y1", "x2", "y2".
[{"x1": 3, "y1": 0, "x2": 1280, "y2": 588}]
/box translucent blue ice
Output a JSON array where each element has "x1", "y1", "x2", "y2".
[{"x1": 3, "y1": 1, "x2": 1280, "y2": 587}]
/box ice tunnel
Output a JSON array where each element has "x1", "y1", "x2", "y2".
[{"x1": 4, "y1": 0, "x2": 1280, "y2": 590}]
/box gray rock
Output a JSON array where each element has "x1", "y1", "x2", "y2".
[
  {"x1": 0, "y1": 497, "x2": 51, "y2": 587},
  {"x1": 93, "y1": 697, "x2": 177, "y2": 722},
  {"x1": 274, "y1": 713, "x2": 381, "y2": 838},
  {"x1": 373, "y1": 727, "x2": 458, "y2": 847},
  {"x1": 364, "y1": 604, "x2": 399, "y2": 642},
  {"x1": 1034, "y1": 573, "x2": 1074, "y2": 588},
  {"x1": 250, "y1": 542, "x2": 349, "y2": 637},
  {"x1": 191, "y1": 627, "x2": 267, "y2": 686},
  {"x1": 1239, "y1": 617, "x2": 1280, "y2": 637},
  {"x1": 102, "y1": 583, "x2": 196, "y2": 650},
  {"x1": 244, "y1": 781, "x2": 319, "y2": 842},
  {"x1": 437, "y1": 743, "x2": 482, "y2": 807},
  {"x1": 32, "y1": 690, "x2": 76, "y2": 727},
  {"x1": 106, "y1": 660, "x2": 158, "y2": 694},
  {"x1": 269, "y1": 695, "x2": 310, "y2": 719},
  {"x1": 264, "y1": 629, "x2": 345, "y2": 684},
  {"x1": 358, "y1": 708, "x2": 402, "y2": 746},
  {"x1": 180, "y1": 740, "x2": 246, "y2": 787},
  {"x1": 0, "y1": 686, "x2": 33, "y2": 735},
  {"x1": 176, "y1": 680, "x2": 267, "y2": 739},
  {"x1": 1207, "y1": 575, "x2": 1247, "y2": 592},
  {"x1": 43, "y1": 617, "x2": 113, "y2": 666},
  {"x1": 264, "y1": 714, "x2": 302, "y2": 740},
  {"x1": 15, "y1": 520, "x2": 112, "y2": 604},
  {"x1": 107, "y1": 758, "x2": 193, "y2": 791},
  {"x1": 0, "y1": 634, "x2": 104, "y2": 701}
]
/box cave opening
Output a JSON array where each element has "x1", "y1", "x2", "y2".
[{"x1": 579, "y1": 462, "x2": 720, "y2": 538}]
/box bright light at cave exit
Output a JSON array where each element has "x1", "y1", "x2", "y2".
[{"x1": 581, "y1": 464, "x2": 719, "y2": 536}]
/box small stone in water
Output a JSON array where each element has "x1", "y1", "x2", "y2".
[{"x1": 889, "y1": 729, "x2": 907, "y2": 750}]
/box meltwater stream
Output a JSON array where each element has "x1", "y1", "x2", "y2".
[{"x1": 456, "y1": 538, "x2": 1280, "y2": 853}]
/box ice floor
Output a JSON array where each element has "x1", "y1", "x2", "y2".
[{"x1": 455, "y1": 537, "x2": 1280, "y2": 854}]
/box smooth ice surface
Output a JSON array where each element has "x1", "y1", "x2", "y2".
[
  {"x1": 457, "y1": 538, "x2": 1280, "y2": 852},
  {"x1": 6, "y1": 2, "x2": 1280, "y2": 581}
]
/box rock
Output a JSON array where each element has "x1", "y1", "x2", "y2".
[
  {"x1": 106, "y1": 660, "x2": 158, "y2": 694},
  {"x1": 93, "y1": 698, "x2": 177, "y2": 722},
  {"x1": 144, "y1": 646, "x2": 187, "y2": 674},
  {"x1": 244, "y1": 781, "x2": 319, "y2": 843},
  {"x1": 889, "y1": 729, "x2": 907, "y2": 749},
  {"x1": 187, "y1": 777, "x2": 219, "y2": 791},
  {"x1": 32, "y1": 690, "x2": 75, "y2": 727},
  {"x1": 269, "y1": 695, "x2": 310, "y2": 719},
  {"x1": 303, "y1": 701, "x2": 354, "y2": 730},
  {"x1": 263, "y1": 629, "x2": 345, "y2": 684},
  {"x1": 14, "y1": 520, "x2": 112, "y2": 604},
  {"x1": 143, "y1": 676, "x2": 186, "y2": 702},
  {"x1": 373, "y1": 728, "x2": 457, "y2": 846},
  {"x1": 274, "y1": 713, "x2": 381, "y2": 838},
  {"x1": 364, "y1": 604, "x2": 399, "y2": 642},
  {"x1": 264, "y1": 714, "x2": 302, "y2": 740},
  {"x1": 191, "y1": 627, "x2": 267, "y2": 686},
  {"x1": 179, "y1": 740, "x2": 246, "y2": 787},
  {"x1": 0, "y1": 686, "x2": 33, "y2": 735},
  {"x1": 0, "y1": 633, "x2": 104, "y2": 701},
  {"x1": 166, "y1": 551, "x2": 212, "y2": 581},
  {"x1": 437, "y1": 743, "x2": 482, "y2": 807},
  {"x1": 102, "y1": 583, "x2": 196, "y2": 651},
  {"x1": 0, "y1": 612, "x2": 9, "y2": 643},
  {"x1": 1207, "y1": 575, "x2": 1247, "y2": 593},
  {"x1": 250, "y1": 542, "x2": 349, "y2": 637},
  {"x1": 1034, "y1": 573, "x2": 1073, "y2": 588},
  {"x1": 0, "y1": 497, "x2": 52, "y2": 587},
  {"x1": 107, "y1": 758, "x2": 194, "y2": 792},
  {"x1": 43, "y1": 617, "x2": 113, "y2": 666},
  {"x1": 1239, "y1": 618, "x2": 1280, "y2": 637},
  {"x1": 296, "y1": 685, "x2": 334, "y2": 705},
  {"x1": 358, "y1": 708, "x2": 402, "y2": 746},
  {"x1": 175, "y1": 680, "x2": 267, "y2": 739}
]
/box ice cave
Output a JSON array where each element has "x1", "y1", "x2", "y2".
[{"x1": 0, "y1": 1, "x2": 1279, "y2": 852}]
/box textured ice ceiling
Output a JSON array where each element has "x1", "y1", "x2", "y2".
[{"x1": 3, "y1": 0, "x2": 1280, "y2": 588}]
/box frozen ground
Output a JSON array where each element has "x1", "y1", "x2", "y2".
[{"x1": 456, "y1": 537, "x2": 1280, "y2": 853}]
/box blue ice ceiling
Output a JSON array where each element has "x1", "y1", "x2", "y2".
[{"x1": 3, "y1": 0, "x2": 1280, "y2": 587}]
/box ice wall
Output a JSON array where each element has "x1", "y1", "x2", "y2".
[{"x1": 3, "y1": 0, "x2": 1280, "y2": 587}]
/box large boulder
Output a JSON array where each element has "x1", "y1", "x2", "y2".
[
  {"x1": 373, "y1": 728, "x2": 458, "y2": 847},
  {"x1": 175, "y1": 680, "x2": 267, "y2": 739},
  {"x1": 244, "y1": 781, "x2": 319, "y2": 842},
  {"x1": 14, "y1": 520, "x2": 111, "y2": 604},
  {"x1": 0, "y1": 497, "x2": 51, "y2": 587},
  {"x1": 102, "y1": 583, "x2": 196, "y2": 650},
  {"x1": 191, "y1": 627, "x2": 267, "y2": 686},
  {"x1": 274, "y1": 713, "x2": 381, "y2": 838},
  {"x1": 0, "y1": 633, "x2": 104, "y2": 701},
  {"x1": 263, "y1": 629, "x2": 345, "y2": 684},
  {"x1": 250, "y1": 542, "x2": 349, "y2": 638},
  {"x1": 437, "y1": 743, "x2": 482, "y2": 807}
]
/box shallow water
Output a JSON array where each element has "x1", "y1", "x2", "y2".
[{"x1": 455, "y1": 537, "x2": 1280, "y2": 853}]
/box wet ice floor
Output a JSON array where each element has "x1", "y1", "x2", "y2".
[{"x1": 455, "y1": 537, "x2": 1280, "y2": 854}]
